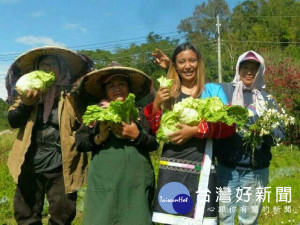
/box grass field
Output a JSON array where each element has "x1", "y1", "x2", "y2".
[{"x1": 0, "y1": 131, "x2": 299, "y2": 225}]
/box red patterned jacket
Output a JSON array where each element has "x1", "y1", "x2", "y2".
[{"x1": 144, "y1": 102, "x2": 235, "y2": 139}]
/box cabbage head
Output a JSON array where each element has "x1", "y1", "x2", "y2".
[
  {"x1": 173, "y1": 97, "x2": 203, "y2": 125},
  {"x1": 15, "y1": 70, "x2": 56, "y2": 95}
]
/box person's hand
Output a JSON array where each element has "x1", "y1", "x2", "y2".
[
  {"x1": 110, "y1": 120, "x2": 139, "y2": 140},
  {"x1": 94, "y1": 122, "x2": 109, "y2": 145},
  {"x1": 120, "y1": 121, "x2": 139, "y2": 140},
  {"x1": 153, "y1": 86, "x2": 171, "y2": 111},
  {"x1": 169, "y1": 124, "x2": 197, "y2": 145},
  {"x1": 109, "y1": 122, "x2": 122, "y2": 137},
  {"x1": 21, "y1": 89, "x2": 40, "y2": 106},
  {"x1": 152, "y1": 48, "x2": 170, "y2": 70}
]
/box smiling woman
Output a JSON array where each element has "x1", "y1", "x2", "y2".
[
  {"x1": 239, "y1": 61, "x2": 260, "y2": 86},
  {"x1": 144, "y1": 42, "x2": 235, "y2": 225},
  {"x1": 174, "y1": 49, "x2": 199, "y2": 87},
  {"x1": 74, "y1": 63, "x2": 159, "y2": 225},
  {"x1": 239, "y1": 54, "x2": 261, "y2": 87},
  {"x1": 215, "y1": 50, "x2": 285, "y2": 225},
  {"x1": 103, "y1": 75, "x2": 130, "y2": 101}
]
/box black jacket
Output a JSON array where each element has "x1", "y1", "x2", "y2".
[{"x1": 214, "y1": 83, "x2": 285, "y2": 170}]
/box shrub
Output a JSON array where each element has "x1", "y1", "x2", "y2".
[{"x1": 265, "y1": 58, "x2": 300, "y2": 145}]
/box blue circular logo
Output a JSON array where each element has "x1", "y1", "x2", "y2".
[{"x1": 158, "y1": 182, "x2": 193, "y2": 214}]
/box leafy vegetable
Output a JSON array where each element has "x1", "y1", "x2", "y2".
[
  {"x1": 156, "y1": 97, "x2": 248, "y2": 143},
  {"x1": 156, "y1": 110, "x2": 180, "y2": 143},
  {"x1": 15, "y1": 70, "x2": 56, "y2": 95},
  {"x1": 82, "y1": 93, "x2": 139, "y2": 125},
  {"x1": 225, "y1": 105, "x2": 249, "y2": 128},
  {"x1": 157, "y1": 76, "x2": 173, "y2": 92},
  {"x1": 173, "y1": 97, "x2": 202, "y2": 125}
]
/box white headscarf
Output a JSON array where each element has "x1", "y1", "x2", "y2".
[{"x1": 232, "y1": 50, "x2": 266, "y2": 116}]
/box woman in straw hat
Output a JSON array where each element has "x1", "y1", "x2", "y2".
[
  {"x1": 6, "y1": 46, "x2": 93, "y2": 224},
  {"x1": 74, "y1": 63, "x2": 159, "y2": 225},
  {"x1": 144, "y1": 42, "x2": 235, "y2": 225}
]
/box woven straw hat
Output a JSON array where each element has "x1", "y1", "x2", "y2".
[
  {"x1": 13, "y1": 46, "x2": 87, "y2": 78},
  {"x1": 74, "y1": 66, "x2": 152, "y2": 102}
]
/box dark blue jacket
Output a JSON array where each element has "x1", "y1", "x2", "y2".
[{"x1": 214, "y1": 83, "x2": 285, "y2": 170}]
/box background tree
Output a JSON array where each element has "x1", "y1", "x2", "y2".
[
  {"x1": 177, "y1": 0, "x2": 232, "y2": 81},
  {"x1": 79, "y1": 32, "x2": 179, "y2": 89},
  {"x1": 77, "y1": 0, "x2": 300, "y2": 138},
  {"x1": 79, "y1": 49, "x2": 113, "y2": 69}
]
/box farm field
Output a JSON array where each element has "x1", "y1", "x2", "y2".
[{"x1": 0, "y1": 131, "x2": 299, "y2": 224}]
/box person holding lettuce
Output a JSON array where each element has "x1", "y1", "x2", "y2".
[
  {"x1": 144, "y1": 42, "x2": 235, "y2": 225},
  {"x1": 6, "y1": 47, "x2": 92, "y2": 225},
  {"x1": 74, "y1": 63, "x2": 159, "y2": 225}
]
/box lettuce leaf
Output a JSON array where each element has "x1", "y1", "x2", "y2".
[
  {"x1": 157, "y1": 76, "x2": 173, "y2": 91},
  {"x1": 156, "y1": 110, "x2": 180, "y2": 143},
  {"x1": 82, "y1": 105, "x2": 106, "y2": 125},
  {"x1": 224, "y1": 105, "x2": 249, "y2": 127},
  {"x1": 82, "y1": 93, "x2": 139, "y2": 125},
  {"x1": 201, "y1": 97, "x2": 227, "y2": 123}
]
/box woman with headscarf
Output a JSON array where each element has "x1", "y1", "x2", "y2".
[
  {"x1": 74, "y1": 63, "x2": 159, "y2": 225},
  {"x1": 214, "y1": 50, "x2": 285, "y2": 225},
  {"x1": 6, "y1": 46, "x2": 93, "y2": 225}
]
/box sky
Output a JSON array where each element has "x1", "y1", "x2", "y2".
[{"x1": 0, "y1": 0, "x2": 243, "y2": 101}]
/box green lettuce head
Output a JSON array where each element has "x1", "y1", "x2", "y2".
[
  {"x1": 15, "y1": 70, "x2": 56, "y2": 95},
  {"x1": 200, "y1": 97, "x2": 227, "y2": 122},
  {"x1": 82, "y1": 93, "x2": 139, "y2": 125},
  {"x1": 173, "y1": 97, "x2": 203, "y2": 125}
]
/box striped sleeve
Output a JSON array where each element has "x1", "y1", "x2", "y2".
[
  {"x1": 213, "y1": 122, "x2": 236, "y2": 138},
  {"x1": 143, "y1": 102, "x2": 162, "y2": 134},
  {"x1": 194, "y1": 121, "x2": 235, "y2": 139}
]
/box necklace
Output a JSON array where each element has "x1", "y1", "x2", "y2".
[{"x1": 181, "y1": 85, "x2": 197, "y2": 95}]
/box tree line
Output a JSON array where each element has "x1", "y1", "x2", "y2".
[
  {"x1": 79, "y1": 0, "x2": 300, "y2": 144},
  {"x1": 1, "y1": 0, "x2": 299, "y2": 141},
  {"x1": 78, "y1": 0, "x2": 299, "y2": 83}
]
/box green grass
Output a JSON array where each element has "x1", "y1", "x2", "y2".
[
  {"x1": 257, "y1": 145, "x2": 300, "y2": 225},
  {"x1": 0, "y1": 132, "x2": 85, "y2": 225},
  {"x1": 0, "y1": 132, "x2": 17, "y2": 224},
  {"x1": 1, "y1": 130, "x2": 299, "y2": 224},
  {"x1": 0, "y1": 115, "x2": 9, "y2": 131}
]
